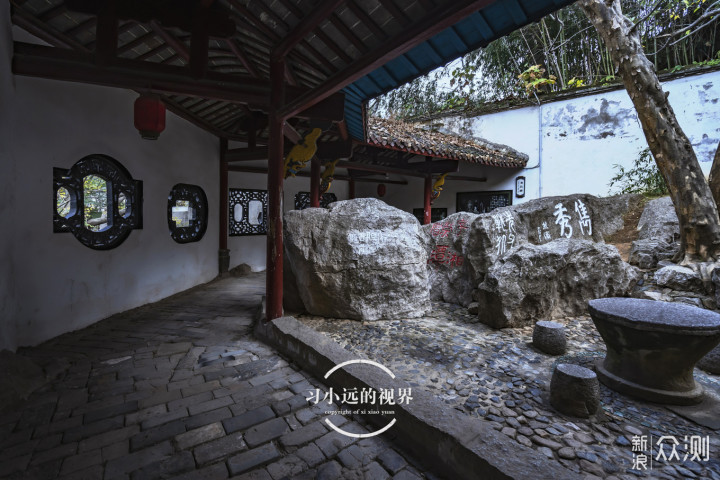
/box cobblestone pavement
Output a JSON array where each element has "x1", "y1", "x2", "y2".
[
  {"x1": 0, "y1": 274, "x2": 435, "y2": 480},
  {"x1": 299, "y1": 303, "x2": 720, "y2": 480}
]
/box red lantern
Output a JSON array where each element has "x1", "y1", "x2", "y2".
[
  {"x1": 134, "y1": 94, "x2": 166, "y2": 140},
  {"x1": 377, "y1": 183, "x2": 386, "y2": 197}
]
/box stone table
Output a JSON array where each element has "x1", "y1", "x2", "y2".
[{"x1": 588, "y1": 297, "x2": 720, "y2": 405}]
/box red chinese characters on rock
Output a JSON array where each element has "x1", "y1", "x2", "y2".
[
  {"x1": 428, "y1": 218, "x2": 469, "y2": 267},
  {"x1": 428, "y1": 245, "x2": 464, "y2": 267},
  {"x1": 430, "y1": 218, "x2": 470, "y2": 238}
]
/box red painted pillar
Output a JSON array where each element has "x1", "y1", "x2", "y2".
[
  {"x1": 349, "y1": 179, "x2": 356, "y2": 199},
  {"x1": 219, "y1": 138, "x2": 230, "y2": 275},
  {"x1": 266, "y1": 59, "x2": 285, "y2": 321},
  {"x1": 423, "y1": 175, "x2": 432, "y2": 225},
  {"x1": 310, "y1": 157, "x2": 320, "y2": 207}
]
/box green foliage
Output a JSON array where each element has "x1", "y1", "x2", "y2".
[
  {"x1": 518, "y1": 65, "x2": 557, "y2": 93},
  {"x1": 567, "y1": 77, "x2": 586, "y2": 88},
  {"x1": 83, "y1": 175, "x2": 108, "y2": 231},
  {"x1": 609, "y1": 148, "x2": 669, "y2": 196}
]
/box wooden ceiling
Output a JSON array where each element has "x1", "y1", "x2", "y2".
[{"x1": 10, "y1": 0, "x2": 575, "y2": 179}]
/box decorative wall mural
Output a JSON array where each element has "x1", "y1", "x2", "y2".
[
  {"x1": 167, "y1": 183, "x2": 208, "y2": 244},
  {"x1": 229, "y1": 188, "x2": 268, "y2": 235},
  {"x1": 53, "y1": 154, "x2": 143, "y2": 250},
  {"x1": 294, "y1": 192, "x2": 337, "y2": 210}
]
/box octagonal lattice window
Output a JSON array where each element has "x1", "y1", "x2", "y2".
[
  {"x1": 167, "y1": 184, "x2": 208, "y2": 244},
  {"x1": 54, "y1": 154, "x2": 143, "y2": 250}
]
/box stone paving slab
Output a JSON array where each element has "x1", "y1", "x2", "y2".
[
  {"x1": 299, "y1": 303, "x2": 720, "y2": 480},
  {"x1": 0, "y1": 274, "x2": 435, "y2": 480}
]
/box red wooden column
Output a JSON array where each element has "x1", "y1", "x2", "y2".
[
  {"x1": 266, "y1": 59, "x2": 285, "y2": 321},
  {"x1": 219, "y1": 138, "x2": 230, "y2": 275},
  {"x1": 423, "y1": 174, "x2": 432, "y2": 225},
  {"x1": 310, "y1": 157, "x2": 320, "y2": 207},
  {"x1": 349, "y1": 179, "x2": 356, "y2": 199}
]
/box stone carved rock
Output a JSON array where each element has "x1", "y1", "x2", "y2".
[
  {"x1": 424, "y1": 194, "x2": 638, "y2": 305},
  {"x1": 475, "y1": 239, "x2": 639, "y2": 328},
  {"x1": 629, "y1": 197, "x2": 680, "y2": 269},
  {"x1": 533, "y1": 321, "x2": 567, "y2": 355},
  {"x1": 284, "y1": 198, "x2": 431, "y2": 321},
  {"x1": 550, "y1": 364, "x2": 600, "y2": 418},
  {"x1": 422, "y1": 212, "x2": 478, "y2": 306}
]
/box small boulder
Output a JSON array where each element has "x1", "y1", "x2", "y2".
[
  {"x1": 284, "y1": 198, "x2": 430, "y2": 321},
  {"x1": 475, "y1": 239, "x2": 639, "y2": 328},
  {"x1": 550, "y1": 363, "x2": 600, "y2": 418},
  {"x1": 533, "y1": 321, "x2": 567, "y2": 355},
  {"x1": 635, "y1": 196, "x2": 680, "y2": 243},
  {"x1": 698, "y1": 344, "x2": 720, "y2": 374},
  {"x1": 654, "y1": 265, "x2": 703, "y2": 292},
  {"x1": 628, "y1": 197, "x2": 680, "y2": 269},
  {"x1": 628, "y1": 239, "x2": 679, "y2": 270}
]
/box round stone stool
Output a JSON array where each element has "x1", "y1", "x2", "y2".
[
  {"x1": 550, "y1": 363, "x2": 600, "y2": 418},
  {"x1": 533, "y1": 320, "x2": 567, "y2": 355}
]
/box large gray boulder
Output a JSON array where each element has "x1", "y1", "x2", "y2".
[
  {"x1": 284, "y1": 198, "x2": 431, "y2": 320},
  {"x1": 475, "y1": 239, "x2": 640, "y2": 328},
  {"x1": 424, "y1": 194, "x2": 638, "y2": 305},
  {"x1": 629, "y1": 197, "x2": 680, "y2": 269}
]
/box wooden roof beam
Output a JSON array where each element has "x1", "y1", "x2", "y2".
[
  {"x1": 280, "y1": 0, "x2": 495, "y2": 119},
  {"x1": 225, "y1": 38, "x2": 260, "y2": 78},
  {"x1": 225, "y1": 140, "x2": 352, "y2": 162},
  {"x1": 273, "y1": 0, "x2": 346, "y2": 58},
  {"x1": 228, "y1": 165, "x2": 408, "y2": 185},
  {"x1": 337, "y1": 160, "x2": 458, "y2": 177},
  {"x1": 12, "y1": 42, "x2": 270, "y2": 106},
  {"x1": 12, "y1": 7, "x2": 89, "y2": 51},
  {"x1": 150, "y1": 20, "x2": 190, "y2": 61}
]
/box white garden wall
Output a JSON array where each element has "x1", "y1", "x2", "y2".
[{"x1": 436, "y1": 69, "x2": 720, "y2": 200}]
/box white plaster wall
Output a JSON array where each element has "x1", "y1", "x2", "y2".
[
  {"x1": 3, "y1": 27, "x2": 219, "y2": 350},
  {"x1": 227, "y1": 171, "x2": 350, "y2": 271},
  {"x1": 436, "y1": 70, "x2": 720, "y2": 199}
]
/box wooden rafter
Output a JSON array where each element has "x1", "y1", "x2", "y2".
[
  {"x1": 272, "y1": 0, "x2": 346, "y2": 57},
  {"x1": 280, "y1": 0, "x2": 496, "y2": 119}
]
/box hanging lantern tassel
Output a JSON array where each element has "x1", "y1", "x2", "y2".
[{"x1": 134, "y1": 94, "x2": 166, "y2": 140}]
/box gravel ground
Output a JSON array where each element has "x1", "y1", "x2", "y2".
[{"x1": 298, "y1": 303, "x2": 720, "y2": 480}]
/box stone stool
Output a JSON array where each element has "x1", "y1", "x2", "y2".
[
  {"x1": 533, "y1": 320, "x2": 567, "y2": 355},
  {"x1": 550, "y1": 363, "x2": 600, "y2": 418}
]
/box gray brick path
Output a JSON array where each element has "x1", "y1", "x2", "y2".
[{"x1": 0, "y1": 274, "x2": 436, "y2": 479}]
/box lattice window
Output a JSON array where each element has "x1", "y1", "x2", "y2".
[
  {"x1": 54, "y1": 154, "x2": 143, "y2": 250},
  {"x1": 294, "y1": 192, "x2": 337, "y2": 210},
  {"x1": 229, "y1": 188, "x2": 268, "y2": 236},
  {"x1": 168, "y1": 184, "x2": 208, "y2": 244}
]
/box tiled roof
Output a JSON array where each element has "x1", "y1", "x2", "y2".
[{"x1": 366, "y1": 117, "x2": 529, "y2": 168}]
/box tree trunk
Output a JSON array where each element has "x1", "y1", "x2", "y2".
[
  {"x1": 580, "y1": 0, "x2": 720, "y2": 263},
  {"x1": 708, "y1": 141, "x2": 720, "y2": 210}
]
